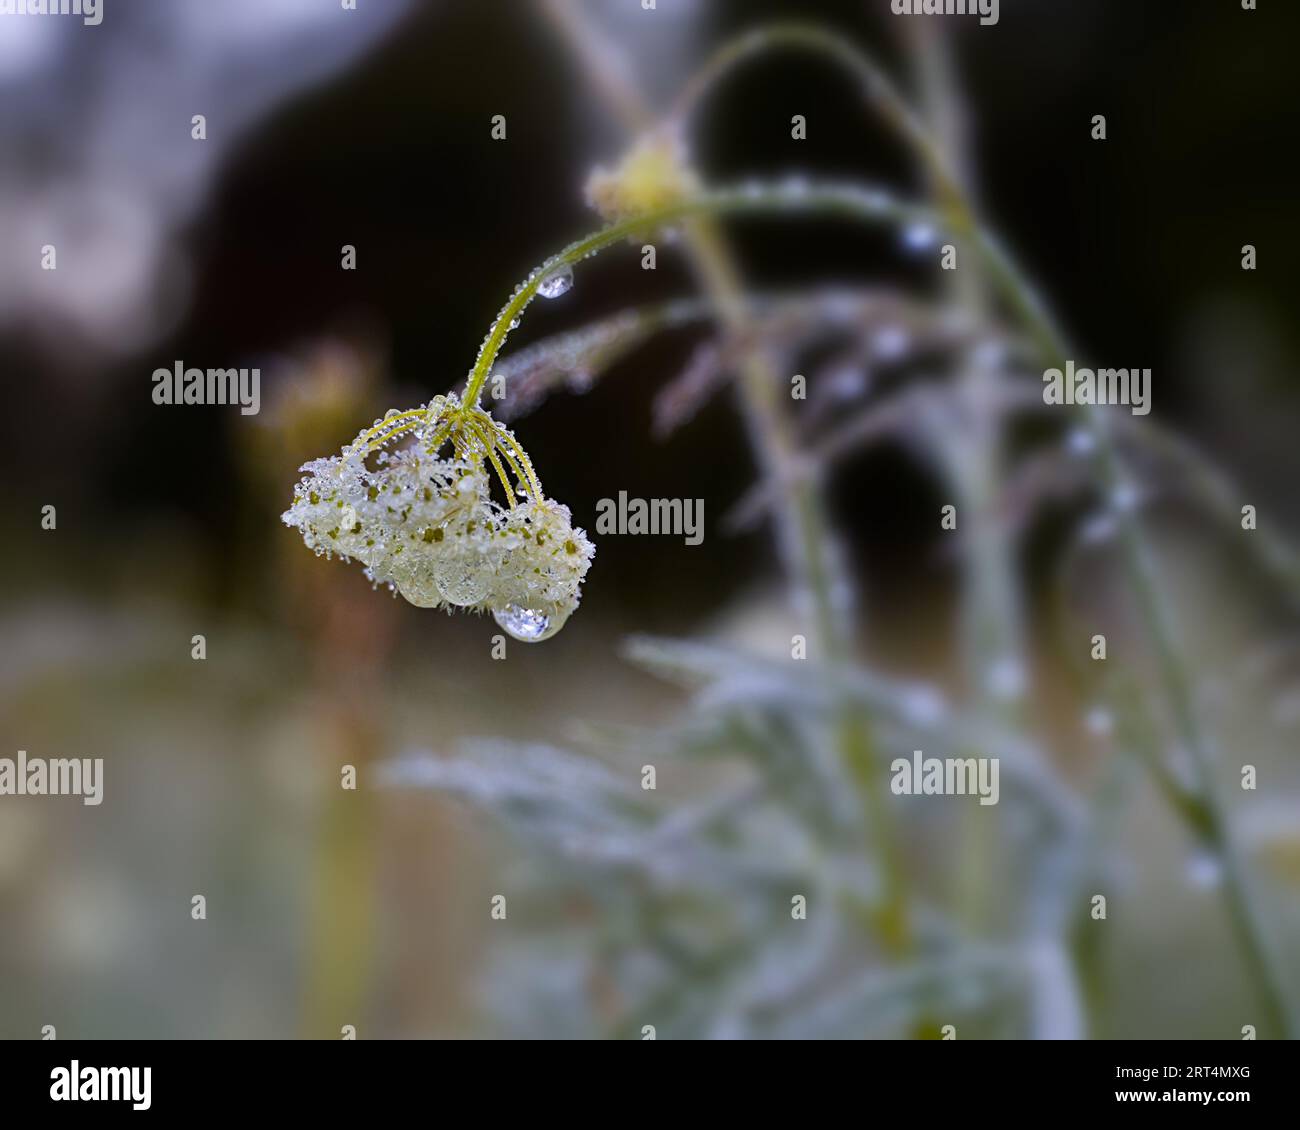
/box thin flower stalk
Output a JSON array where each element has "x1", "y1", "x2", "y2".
[
  {"x1": 543, "y1": 1, "x2": 917, "y2": 966},
  {"x1": 666, "y1": 19, "x2": 1296, "y2": 1038}
]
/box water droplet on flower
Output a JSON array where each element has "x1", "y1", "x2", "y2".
[
  {"x1": 460, "y1": 468, "x2": 491, "y2": 500},
  {"x1": 493, "y1": 603, "x2": 565, "y2": 642},
  {"x1": 434, "y1": 559, "x2": 490, "y2": 606},
  {"x1": 537, "y1": 263, "x2": 573, "y2": 299},
  {"x1": 397, "y1": 579, "x2": 441, "y2": 608}
]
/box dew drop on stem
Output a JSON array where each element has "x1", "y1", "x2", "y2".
[{"x1": 537, "y1": 263, "x2": 574, "y2": 299}]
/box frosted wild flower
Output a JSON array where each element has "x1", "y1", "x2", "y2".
[
  {"x1": 282, "y1": 392, "x2": 594, "y2": 641},
  {"x1": 584, "y1": 129, "x2": 700, "y2": 224}
]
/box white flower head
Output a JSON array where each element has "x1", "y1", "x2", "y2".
[{"x1": 282, "y1": 397, "x2": 594, "y2": 640}]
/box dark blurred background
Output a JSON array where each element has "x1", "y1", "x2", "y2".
[{"x1": 6, "y1": 0, "x2": 1298, "y2": 630}]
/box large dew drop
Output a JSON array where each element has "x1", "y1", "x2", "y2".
[
  {"x1": 398, "y1": 581, "x2": 442, "y2": 609},
  {"x1": 393, "y1": 558, "x2": 444, "y2": 608},
  {"x1": 492, "y1": 602, "x2": 566, "y2": 642},
  {"x1": 434, "y1": 558, "x2": 491, "y2": 606},
  {"x1": 537, "y1": 263, "x2": 574, "y2": 299}
]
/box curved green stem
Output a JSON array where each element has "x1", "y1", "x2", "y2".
[
  {"x1": 461, "y1": 182, "x2": 934, "y2": 407},
  {"x1": 418, "y1": 419, "x2": 454, "y2": 460},
  {"x1": 484, "y1": 417, "x2": 544, "y2": 502},
  {"x1": 542, "y1": 1, "x2": 911, "y2": 985},
  {"x1": 355, "y1": 410, "x2": 427, "y2": 455},
  {"x1": 670, "y1": 22, "x2": 965, "y2": 210},
  {"x1": 466, "y1": 418, "x2": 517, "y2": 508}
]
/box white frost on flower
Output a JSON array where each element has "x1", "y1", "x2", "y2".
[{"x1": 281, "y1": 409, "x2": 595, "y2": 638}]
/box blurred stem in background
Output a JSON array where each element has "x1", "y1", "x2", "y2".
[
  {"x1": 905, "y1": 15, "x2": 1036, "y2": 993},
  {"x1": 542, "y1": 0, "x2": 917, "y2": 973},
  {"x1": 302, "y1": 710, "x2": 378, "y2": 1038},
  {"x1": 976, "y1": 220, "x2": 1297, "y2": 1033},
  {"x1": 242, "y1": 352, "x2": 389, "y2": 1038},
  {"x1": 539, "y1": 6, "x2": 1296, "y2": 1037}
]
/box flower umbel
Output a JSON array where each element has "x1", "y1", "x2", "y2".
[
  {"x1": 584, "y1": 129, "x2": 700, "y2": 224},
  {"x1": 282, "y1": 393, "x2": 594, "y2": 641}
]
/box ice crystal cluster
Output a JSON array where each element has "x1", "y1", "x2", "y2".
[{"x1": 282, "y1": 395, "x2": 594, "y2": 641}]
